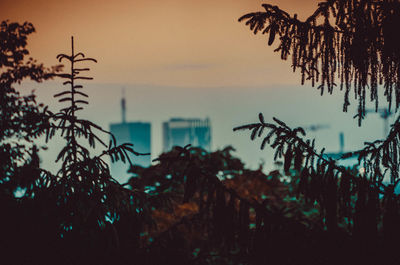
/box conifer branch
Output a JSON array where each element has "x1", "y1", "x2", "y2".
[{"x1": 240, "y1": 1, "x2": 400, "y2": 123}]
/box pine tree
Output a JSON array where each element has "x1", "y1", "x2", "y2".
[{"x1": 0, "y1": 23, "x2": 153, "y2": 265}]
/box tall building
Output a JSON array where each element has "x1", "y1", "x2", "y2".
[
  {"x1": 162, "y1": 118, "x2": 211, "y2": 152},
  {"x1": 109, "y1": 91, "x2": 151, "y2": 183}
]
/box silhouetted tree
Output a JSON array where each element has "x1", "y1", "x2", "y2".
[
  {"x1": 6, "y1": 2, "x2": 400, "y2": 263},
  {"x1": 0, "y1": 22, "x2": 154, "y2": 265},
  {"x1": 239, "y1": 0, "x2": 400, "y2": 124},
  {"x1": 0, "y1": 20, "x2": 62, "y2": 264},
  {"x1": 129, "y1": 146, "x2": 319, "y2": 265},
  {"x1": 230, "y1": 1, "x2": 400, "y2": 264},
  {"x1": 135, "y1": 2, "x2": 400, "y2": 265},
  {"x1": 0, "y1": 20, "x2": 60, "y2": 192}
]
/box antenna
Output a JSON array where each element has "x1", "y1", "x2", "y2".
[{"x1": 121, "y1": 87, "x2": 126, "y2": 123}]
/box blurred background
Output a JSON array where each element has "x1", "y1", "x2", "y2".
[{"x1": 3, "y1": 0, "x2": 393, "y2": 175}]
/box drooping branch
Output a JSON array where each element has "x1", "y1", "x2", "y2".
[
  {"x1": 233, "y1": 113, "x2": 391, "y2": 236},
  {"x1": 239, "y1": 1, "x2": 400, "y2": 124},
  {"x1": 343, "y1": 114, "x2": 400, "y2": 185}
]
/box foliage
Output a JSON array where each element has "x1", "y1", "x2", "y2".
[
  {"x1": 0, "y1": 20, "x2": 62, "y2": 200},
  {"x1": 5, "y1": 1, "x2": 400, "y2": 263},
  {"x1": 0, "y1": 22, "x2": 154, "y2": 265},
  {"x1": 42, "y1": 36, "x2": 154, "y2": 252},
  {"x1": 231, "y1": 1, "x2": 400, "y2": 264},
  {"x1": 239, "y1": 0, "x2": 400, "y2": 124},
  {"x1": 0, "y1": 21, "x2": 60, "y2": 189},
  {"x1": 129, "y1": 146, "x2": 321, "y2": 265},
  {"x1": 0, "y1": 20, "x2": 60, "y2": 264}
]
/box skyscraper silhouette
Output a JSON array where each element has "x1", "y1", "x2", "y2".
[
  {"x1": 162, "y1": 118, "x2": 211, "y2": 152},
  {"x1": 110, "y1": 90, "x2": 151, "y2": 183}
]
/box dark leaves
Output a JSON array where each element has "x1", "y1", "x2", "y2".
[
  {"x1": 239, "y1": 1, "x2": 400, "y2": 124},
  {"x1": 268, "y1": 23, "x2": 278, "y2": 46},
  {"x1": 294, "y1": 146, "x2": 303, "y2": 171},
  {"x1": 284, "y1": 145, "x2": 293, "y2": 174}
]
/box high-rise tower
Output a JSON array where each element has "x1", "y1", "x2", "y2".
[
  {"x1": 109, "y1": 90, "x2": 151, "y2": 183},
  {"x1": 162, "y1": 118, "x2": 211, "y2": 152}
]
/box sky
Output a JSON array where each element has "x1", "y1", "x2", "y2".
[
  {"x1": 2, "y1": 0, "x2": 320, "y2": 87},
  {"x1": 2, "y1": 0, "x2": 391, "y2": 172}
]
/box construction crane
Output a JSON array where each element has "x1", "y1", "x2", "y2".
[
  {"x1": 325, "y1": 132, "x2": 347, "y2": 159},
  {"x1": 364, "y1": 108, "x2": 392, "y2": 137},
  {"x1": 303, "y1": 124, "x2": 330, "y2": 132}
]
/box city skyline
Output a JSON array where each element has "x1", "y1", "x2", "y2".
[
  {"x1": 108, "y1": 93, "x2": 213, "y2": 183},
  {"x1": 6, "y1": 0, "x2": 394, "y2": 174},
  {"x1": 25, "y1": 81, "x2": 394, "y2": 175}
]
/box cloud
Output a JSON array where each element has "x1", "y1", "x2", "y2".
[{"x1": 162, "y1": 63, "x2": 215, "y2": 71}]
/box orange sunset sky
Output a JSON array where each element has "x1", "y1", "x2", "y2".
[{"x1": 2, "y1": 0, "x2": 319, "y2": 88}]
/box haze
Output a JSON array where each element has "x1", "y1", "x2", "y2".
[{"x1": 2, "y1": 0, "x2": 389, "y2": 171}]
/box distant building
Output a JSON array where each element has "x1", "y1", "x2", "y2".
[
  {"x1": 162, "y1": 118, "x2": 211, "y2": 152},
  {"x1": 109, "y1": 91, "x2": 151, "y2": 183}
]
